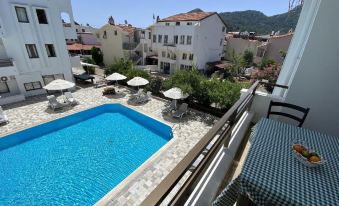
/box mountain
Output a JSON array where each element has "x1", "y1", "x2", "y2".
[
  {"x1": 219, "y1": 6, "x2": 302, "y2": 35},
  {"x1": 188, "y1": 8, "x2": 204, "y2": 13}
]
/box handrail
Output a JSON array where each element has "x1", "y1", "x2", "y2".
[{"x1": 140, "y1": 81, "x2": 260, "y2": 206}]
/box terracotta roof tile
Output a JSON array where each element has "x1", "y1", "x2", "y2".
[
  {"x1": 158, "y1": 12, "x2": 215, "y2": 22},
  {"x1": 67, "y1": 43, "x2": 101, "y2": 51},
  {"x1": 116, "y1": 24, "x2": 136, "y2": 33}
]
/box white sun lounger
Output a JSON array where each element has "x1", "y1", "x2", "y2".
[
  {"x1": 172, "y1": 103, "x2": 188, "y2": 119},
  {"x1": 47, "y1": 95, "x2": 66, "y2": 110},
  {"x1": 0, "y1": 106, "x2": 9, "y2": 124},
  {"x1": 64, "y1": 92, "x2": 78, "y2": 106}
]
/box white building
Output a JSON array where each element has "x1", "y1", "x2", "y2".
[
  {"x1": 144, "y1": 12, "x2": 227, "y2": 74},
  {"x1": 0, "y1": 0, "x2": 79, "y2": 105}
]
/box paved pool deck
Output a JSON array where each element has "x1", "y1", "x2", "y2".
[{"x1": 0, "y1": 84, "x2": 218, "y2": 205}]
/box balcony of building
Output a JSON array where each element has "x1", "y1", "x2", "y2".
[{"x1": 138, "y1": 1, "x2": 339, "y2": 205}]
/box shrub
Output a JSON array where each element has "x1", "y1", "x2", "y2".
[
  {"x1": 242, "y1": 50, "x2": 254, "y2": 68},
  {"x1": 83, "y1": 66, "x2": 95, "y2": 74},
  {"x1": 126, "y1": 68, "x2": 151, "y2": 80},
  {"x1": 105, "y1": 58, "x2": 134, "y2": 76},
  {"x1": 146, "y1": 77, "x2": 163, "y2": 95},
  {"x1": 91, "y1": 47, "x2": 103, "y2": 65},
  {"x1": 83, "y1": 57, "x2": 96, "y2": 64}
]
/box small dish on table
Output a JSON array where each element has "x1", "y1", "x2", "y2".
[{"x1": 292, "y1": 142, "x2": 326, "y2": 167}]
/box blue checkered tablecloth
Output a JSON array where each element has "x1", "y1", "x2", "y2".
[{"x1": 213, "y1": 118, "x2": 339, "y2": 206}]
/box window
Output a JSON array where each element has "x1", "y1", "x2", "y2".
[
  {"x1": 222, "y1": 26, "x2": 226, "y2": 32},
  {"x1": 148, "y1": 32, "x2": 151, "y2": 39},
  {"x1": 187, "y1": 22, "x2": 192, "y2": 26},
  {"x1": 45, "y1": 44, "x2": 56, "y2": 57},
  {"x1": 189, "y1": 53, "x2": 194, "y2": 60},
  {"x1": 0, "y1": 82, "x2": 9, "y2": 94},
  {"x1": 54, "y1": 74, "x2": 64, "y2": 80},
  {"x1": 103, "y1": 31, "x2": 107, "y2": 39},
  {"x1": 158, "y1": 35, "x2": 162, "y2": 43},
  {"x1": 165, "y1": 23, "x2": 170, "y2": 26},
  {"x1": 114, "y1": 30, "x2": 118, "y2": 35},
  {"x1": 182, "y1": 53, "x2": 187, "y2": 60},
  {"x1": 162, "y1": 51, "x2": 166, "y2": 58},
  {"x1": 187, "y1": 36, "x2": 192, "y2": 45},
  {"x1": 76, "y1": 29, "x2": 78, "y2": 32},
  {"x1": 164, "y1": 35, "x2": 168, "y2": 44},
  {"x1": 180, "y1": 64, "x2": 192, "y2": 70},
  {"x1": 42, "y1": 75, "x2": 54, "y2": 85},
  {"x1": 24, "y1": 81, "x2": 42, "y2": 91},
  {"x1": 82, "y1": 29, "x2": 85, "y2": 32},
  {"x1": 25, "y1": 44, "x2": 39, "y2": 58},
  {"x1": 167, "y1": 52, "x2": 170, "y2": 58},
  {"x1": 180, "y1": 35, "x2": 185, "y2": 44},
  {"x1": 220, "y1": 38, "x2": 223, "y2": 46},
  {"x1": 176, "y1": 22, "x2": 180, "y2": 26},
  {"x1": 36, "y1": 9, "x2": 48, "y2": 24},
  {"x1": 153, "y1": 35, "x2": 156, "y2": 43},
  {"x1": 173, "y1": 53, "x2": 177, "y2": 60},
  {"x1": 174, "y1": 35, "x2": 178, "y2": 44},
  {"x1": 15, "y1": 6, "x2": 29, "y2": 23}
]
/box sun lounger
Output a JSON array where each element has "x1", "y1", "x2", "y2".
[
  {"x1": 74, "y1": 74, "x2": 95, "y2": 83},
  {"x1": 172, "y1": 103, "x2": 188, "y2": 119},
  {"x1": 64, "y1": 92, "x2": 78, "y2": 105},
  {"x1": 0, "y1": 106, "x2": 9, "y2": 125},
  {"x1": 47, "y1": 95, "x2": 66, "y2": 110},
  {"x1": 163, "y1": 100, "x2": 176, "y2": 113}
]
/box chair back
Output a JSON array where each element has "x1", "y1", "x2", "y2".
[
  {"x1": 65, "y1": 92, "x2": 73, "y2": 99},
  {"x1": 179, "y1": 103, "x2": 188, "y2": 112},
  {"x1": 267, "y1": 100, "x2": 310, "y2": 127},
  {"x1": 147, "y1": 91, "x2": 152, "y2": 97},
  {"x1": 47, "y1": 95, "x2": 58, "y2": 103}
]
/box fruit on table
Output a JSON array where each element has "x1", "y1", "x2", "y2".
[
  {"x1": 293, "y1": 144, "x2": 305, "y2": 153},
  {"x1": 309, "y1": 155, "x2": 321, "y2": 163},
  {"x1": 302, "y1": 150, "x2": 311, "y2": 158}
]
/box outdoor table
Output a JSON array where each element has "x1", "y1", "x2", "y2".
[{"x1": 213, "y1": 118, "x2": 339, "y2": 206}]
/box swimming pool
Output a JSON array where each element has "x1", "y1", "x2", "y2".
[{"x1": 0, "y1": 104, "x2": 172, "y2": 205}]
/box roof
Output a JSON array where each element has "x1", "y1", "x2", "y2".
[
  {"x1": 67, "y1": 43, "x2": 101, "y2": 51},
  {"x1": 207, "y1": 61, "x2": 233, "y2": 69},
  {"x1": 158, "y1": 12, "x2": 215, "y2": 22},
  {"x1": 116, "y1": 24, "x2": 136, "y2": 34}
]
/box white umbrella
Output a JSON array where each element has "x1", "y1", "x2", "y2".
[
  {"x1": 81, "y1": 62, "x2": 99, "y2": 68},
  {"x1": 43, "y1": 79, "x2": 75, "y2": 92},
  {"x1": 163, "y1": 87, "x2": 189, "y2": 109},
  {"x1": 127, "y1": 77, "x2": 149, "y2": 89},
  {"x1": 106, "y1": 73, "x2": 127, "y2": 81}
]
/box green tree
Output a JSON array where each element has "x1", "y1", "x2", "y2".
[
  {"x1": 242, "y1": 50, "x2": 254, "y2": 68},
  {"x1": 91, "y1": 47, "x2": 103, "y2": 65},
  {"x1": 104, "y1": 58, "x2": 134, "y2": 76},
  {"x1": 146, "y1": 77, "x2": 163, "y2": 95},
  {"x1": 229, "y1": 49, "x2": 242, "y2": 76}
]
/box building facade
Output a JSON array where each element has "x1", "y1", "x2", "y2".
[
  {"x1": 144, "y1": 12, "x2": 227, "y2": 74},
  {"x1": 0, "y1": 0, "x2": 78, "y2": 105},
  {"x1": 96, "y1": 20, "x2": 142, "y2": 66}
]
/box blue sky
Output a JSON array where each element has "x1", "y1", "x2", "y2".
[{"x1": 71, "y1": 0, "x2": 290, "y2": 28}]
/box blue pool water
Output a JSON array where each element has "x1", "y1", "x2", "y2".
[{"x1": 0, "y1": 104, "x2": 172, "y2": 205}]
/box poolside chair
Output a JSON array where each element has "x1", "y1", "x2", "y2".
[
  {"x1": 130, "y1": 89, "x2": 144, "y2": 102},
  {"x1": 64, "y1": 92, "x2": 78, "y2": 106},
  {"x1": 135, "y1": 91, "x2": 152, "y2": 104},
  {"x1": 172, "y1": 103, "x2": 188, "y2": 119},
  {"x1": 47, "y1": 95, "x2": 64, "y2": 110},
  {"x1": 0, "y1": 106, "x2": 9, "y2": 125},
  {"x1": 163, "y1": 100, "x2": 176, "y2": 113}
]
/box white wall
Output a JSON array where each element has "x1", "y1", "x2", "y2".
[
  {"x1": 275, "y1": 0, "x2": 339, "y2": 137},
  {"x1": 0, "y1": 0, "x2": 77, "y2": 99},
  {"x1": 150, "y1": 14, "x2": 225, "y2": 72}
]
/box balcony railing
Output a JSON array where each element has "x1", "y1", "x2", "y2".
[
  {"x1": 0, "y1": 58, "x2": 13, "y2": 67},
  {"x1": 140, "y1": 81, "x2": 289, "y2": 205},
  {"x1": 164, "y1": 42, "x2": 176, "y2": 47}
]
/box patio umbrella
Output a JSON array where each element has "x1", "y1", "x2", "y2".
[
  {"x1": 127, "y1": 77, "x2": 149, "y2": 89},
  {"x1": 80, "y1": 62, "x2": 99, "y2": 68},
  {"x1": 43, "y1": 79, "x2": 75, "y2": 94},
  {"x1": 105, "y1": 73, "x2": 127, "y2": 86},
  {"x1": 163, "y1": 87, "x2": 189, "y2": 108}
]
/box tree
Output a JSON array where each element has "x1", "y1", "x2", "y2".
[
  {"x1": 229, "y1": 49, "x2": 242, "y2": 76},
  {"x1": 104, "y1": 58, "x2": 133, "y2": 76},
  {"x1": 242, "y1": 50, "x2": 254, "y2": 68},
  {"x1": 91, "y1": 47, "x2": 103, "y2": 65}
]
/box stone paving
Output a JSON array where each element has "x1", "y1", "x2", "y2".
[{"x1": 0, "y1": 84, "x2": 218, "y2": 206}]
